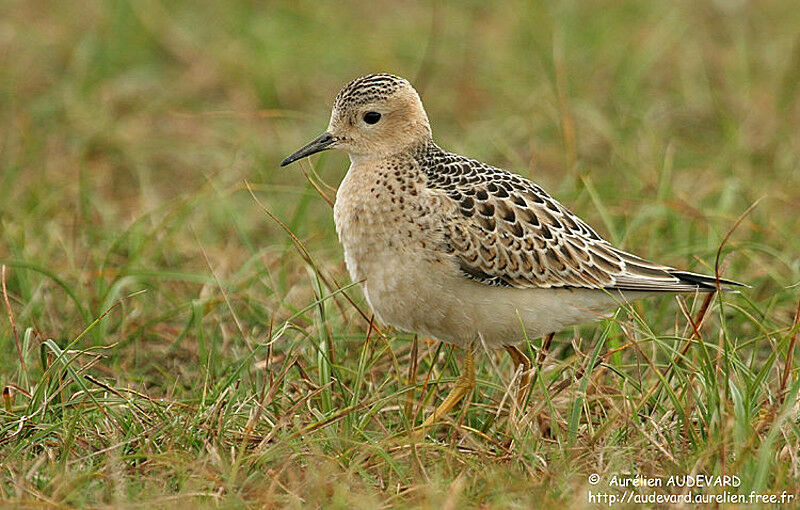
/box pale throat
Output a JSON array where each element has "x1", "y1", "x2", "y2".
[{"x1": 347, "y1": 152, "x2": 384, "y2": 165}]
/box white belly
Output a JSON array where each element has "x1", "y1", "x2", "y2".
[{"x1": 358, "y1": 254, "x2": 629, "y2": 347}]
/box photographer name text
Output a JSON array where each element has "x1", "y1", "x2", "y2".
[{"x1": 607, "y1": 474, "x2": 741, "y2": 488}]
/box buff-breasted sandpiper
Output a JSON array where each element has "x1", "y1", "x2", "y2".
[{"x1": 281, "y1": 73, "x2": 744, "y2": 436}]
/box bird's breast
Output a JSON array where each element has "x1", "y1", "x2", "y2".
[
  {"x1": 334, "y1": 162, "x2": 407, "y2": 282},
  {"x1": 332, "y1": 159, "x2": 451, "y2": 301}
]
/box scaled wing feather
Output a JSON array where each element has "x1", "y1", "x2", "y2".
[{"x1": 416, "y1": 144, "x2": 739, "y2": 292}]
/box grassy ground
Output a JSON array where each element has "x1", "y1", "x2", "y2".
[{"x1": 1, "y1": 0, "x2": 800, "y2": 507}]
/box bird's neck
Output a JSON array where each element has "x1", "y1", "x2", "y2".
[{"x1": 347, "y1": 136, "x2": 436, "y2": 166}]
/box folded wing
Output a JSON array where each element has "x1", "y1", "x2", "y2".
[{"x1": 420, "y1": 148, "x2": 744, "y2": 293}]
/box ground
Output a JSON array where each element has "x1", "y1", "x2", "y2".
[{"x1": 1, "y1": 0, "x2": 799, "y2": 508}]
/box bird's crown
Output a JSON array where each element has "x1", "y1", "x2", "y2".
[{"x1": 333, "y1": 73, "x2": 410, "y2": 111}]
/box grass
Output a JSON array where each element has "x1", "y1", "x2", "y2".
[{"x1": 1, "y1": 0, "x2": 800, "y2": 507}]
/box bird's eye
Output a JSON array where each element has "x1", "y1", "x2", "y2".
[{"x1": 363, "y1": 112, "x2": 381, "y2": 124}]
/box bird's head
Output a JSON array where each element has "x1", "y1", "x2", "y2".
[{"x1": 281, "y1": 73, "x2": 431, "y2": 167}]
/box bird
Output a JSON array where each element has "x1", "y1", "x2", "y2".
[{"x1": 280, "y1": 73, "x2": 744, "y2": 436}]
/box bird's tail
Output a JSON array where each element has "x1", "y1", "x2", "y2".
[{"x1": 668, "y1": 270, "x2": 748, "y2": 293}]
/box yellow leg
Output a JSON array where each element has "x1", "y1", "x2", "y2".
[
  {"x1": 413, "y1": 349, "x2": 475, "y2": 439},
  {"x1": 539, "y1": 332, "x2": 554, "y2": 364},
  {"x1": 504, "y1": 345, "x2": 531, "y2": 407}
]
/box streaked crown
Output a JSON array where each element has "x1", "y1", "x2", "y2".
[{"x1": 333, "y1": 73, "x2": 410, "y2": 110}]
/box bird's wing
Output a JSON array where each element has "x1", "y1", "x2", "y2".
[{"x1": 420, "y1": 148, "x2": 741, "y2": 292}]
